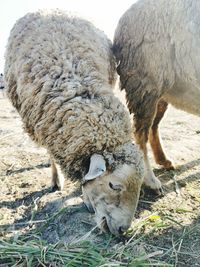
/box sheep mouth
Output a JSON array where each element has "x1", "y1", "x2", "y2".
[
  {"x1": 100, "y1": 216, "x2": 129, "y2": 236},
  {"x1": 100, "y1": 216, "x2": 120, "y2": 236}
]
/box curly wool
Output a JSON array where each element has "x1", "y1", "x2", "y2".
[{"x1": 4, "y1": 10, "x2": 137, "y2": 179}]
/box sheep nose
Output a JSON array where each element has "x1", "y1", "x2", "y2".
[{"x1": 118, "y1": 225, "x2": 129, "y2": 235}]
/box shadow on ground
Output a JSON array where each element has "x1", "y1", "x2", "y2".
[{"x1": 0, "y1": 157, "x2": 199, "y2": 266}]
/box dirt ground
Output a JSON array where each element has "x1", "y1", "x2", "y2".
[{"x1": 0, "y1": 89, "x2": 199, "y2": 266}]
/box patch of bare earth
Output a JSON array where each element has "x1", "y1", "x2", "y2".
[{"x1": 0, "y1": 89, "x2": 199, "y2": 266}]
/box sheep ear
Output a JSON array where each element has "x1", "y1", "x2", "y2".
[{"x1": 84, "y1": 154, "x2": 106, "y2": 181}]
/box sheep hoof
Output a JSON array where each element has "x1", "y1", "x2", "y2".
[
  {"x1": 144, "y1": 167, "x2": 162, "y2": 190},
  {"x1": 51, "y1": 183, "x2": 63, "y2": 192},
  {"x1": 157, "y1": 159, "x2": 175, "y2": 170},
  {"x1": 51, "y1": 184, "x2": 60, "y2": 192},
  {"x1": 156, "y1": 186, "x2": 165, "y2": 196}
]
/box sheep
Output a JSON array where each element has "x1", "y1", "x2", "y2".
[
  {"x1": 4, "y1": 9, "x2": 145, "y2": 236},
  {"x1": 113, "y1": 0, "x2": 200, "y2": 190}
]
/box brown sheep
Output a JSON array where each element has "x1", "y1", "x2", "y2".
[{"x1": 113, "y1": 0, "x2": 200, "y2": 190}]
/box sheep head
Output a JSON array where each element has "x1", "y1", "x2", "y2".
[{"x1": 82, "y1": 145, "x2": 144, "y2": 236}]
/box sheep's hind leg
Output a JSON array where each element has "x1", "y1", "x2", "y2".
[
  {"x1": 149, "y1": 99, "x2": 174, "y2": 169},
  {"x1": 51, "y1": 158, "x2": 64, "y2": 191}
]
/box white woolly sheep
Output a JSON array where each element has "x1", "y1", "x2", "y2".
[
  {"x1": 4, "y1": 10, "x2": 144, "y2": 235},
  {"x1": 113, "y1": 0, "x2": 200, "y2": 190}
]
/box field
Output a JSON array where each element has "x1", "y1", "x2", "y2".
[{"x1": 0, "y1": 89, "x2": 199, "y2": 266}]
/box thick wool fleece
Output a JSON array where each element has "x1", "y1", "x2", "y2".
[
  {"x1": 113, "y1": 0, "x2": 200, "y2": 117},
  {"x1": 4, "y1": 10, "x2": 138, "y2": 179}
]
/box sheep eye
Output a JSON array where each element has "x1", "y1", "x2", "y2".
[{"x1": 109, "y1": 182, "x2": 122, "y2": 191}]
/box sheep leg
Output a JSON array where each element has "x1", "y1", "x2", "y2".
[
  {"x1": 134, "y1": 104, "x2": 162, "y2": 191},
  {"x1": 135, "y1": 128, "x2": 162, "y2": 190},
  {"x1": 51, "y1": 158, "x2": 64, "y2": 191},
  {"x1": 149, "y1": 99, "x2": 174, "y2": 169}
]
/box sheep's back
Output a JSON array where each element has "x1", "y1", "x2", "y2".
[
  {"x1": 113, "y1": 0, "x2": 200, "y2": 94},
  {"x1": 5, "y1": 10, "x2": 116, "y2": 112},
  {"x1": 4, "y1": 10, "x2": 133, "y2": 179}
]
